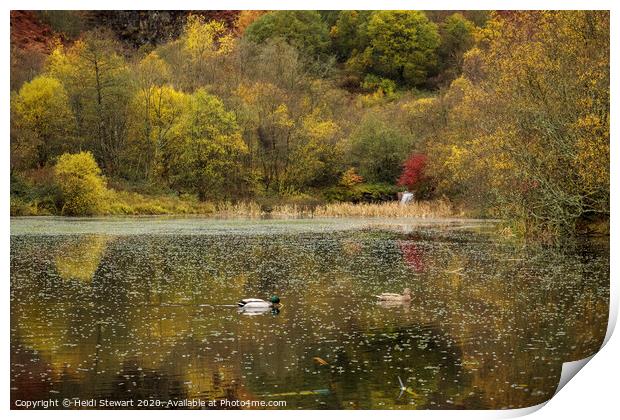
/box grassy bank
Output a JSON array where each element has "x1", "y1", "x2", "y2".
[
  {"x1": 11, "y1": 190, "x2": 218, "y2": 216},
  {"x1": 10, "y1": 190, "x2": 460, "y2": 219},
  {"x1": 11, "y1": 169, "x2": 460, "y2": 218}
]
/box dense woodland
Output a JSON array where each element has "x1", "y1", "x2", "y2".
[{"x1": 10, "y1": 11, "x2": 609, "y2": 239}]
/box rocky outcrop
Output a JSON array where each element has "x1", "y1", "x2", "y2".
[
  {"x1": 88, "y1": 11, "x2": 240, "y2": 47},
  {"x1": 10, "y1": 11, "x2": 56, "y2": 52},
  {"x1": 11, "y1": 10, "x2": 241, "y2": 51}
]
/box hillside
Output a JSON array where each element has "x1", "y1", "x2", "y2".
[{"x1": 9, "y1": 10, "x2": 609, "y2": 240}]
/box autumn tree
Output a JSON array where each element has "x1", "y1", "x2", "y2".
[
  {"x1": 55, "y1": 151, "x2": 108, "y2": 215},
  {"x1": 46, "y1": 30, "x2": 133, "y2": 175},
  {"x1": 234, "y1": 10, "x2": 267, "y2": 35},
  {"x1": 11, "y1": 76, "x2": 75, "y2": 170},
  {"x1": 179, "y1": 14, "x2": 235, "y2": 89},
  {"x1": 330, "y1": 10, "x2": 372, "y2": 62},
  {"x1": 171, "y1": 89, "x2": 248, "y2": 200},
  {"x1": 10, "y1": 46, "x2": 47, "y2": 92},
  {"x1": 398, "y1": 153, "x2": 433, "y2": 198},
  {"x1": 128, "y1": 87, "x2": 189, "y2": 182},
  {"x1": 286, "y1": 111, "x2": 343, "y2": 189},
  {"x1": 125, "y1": 52, "x2": 189, "y2": 182},
  {"x1": 234, "y1": 82, "x2": 295, "y2": 193},
  {"x1": 399, "y1": 96, "x2": 445, "y2": 146},
  {"x1": 245, "y1": 38, "x2": 308, "y2": 91},
  {"x1": 427, "y1": 11, "x2": 610, "y2": 237}
]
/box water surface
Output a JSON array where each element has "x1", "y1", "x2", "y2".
[{"x1": 10, "y1": 217, "x2": 609, "y2": 409}]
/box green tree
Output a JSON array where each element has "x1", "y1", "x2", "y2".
[
  {"x1": 437, "y1": 13, "x2": 476, "y2": 82},
  {"x1": 330, "y1": 10, "x2": 372, "y2": 61},
  {"x1": 55, "y1": 151, "x2": 108, "y2": 215},
  {"x1": 245, "y1": 11, "x2": 330, "y2": 58},
  {"x1": 348, "y1": 11, "x2": 440, "y2": 86},
  {"x1": 11, "y1": 76, "x2": 75, "y2": 170},
  {"x1": 349, "y1": 115, "x2": 411, "y2": 184},
  {"x1": 172, "y1": 89, "x2": 248, "y2": 200}
]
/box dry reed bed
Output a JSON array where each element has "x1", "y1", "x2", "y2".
[
  {"x1": 311, "y1": 200, "x2": 456, "y2": 218},
  {"x1": 213, "y1": 200, "x2": 457, "y2": 218},
  {"x1": 214, "y1": 201, "x2": 263, "y2": 217}
]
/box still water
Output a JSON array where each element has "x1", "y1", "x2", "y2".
[{"x1": 10, "y1": 217, "x2": 609, "y2": 409}]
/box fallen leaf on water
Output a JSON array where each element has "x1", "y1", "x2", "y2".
[{"x1": 313, "y1": 357, "x2": 329, "y2": 366}]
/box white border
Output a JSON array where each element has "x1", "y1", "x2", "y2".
[{"x1": 3, "y1": 1, "x2": 618, "y2": 420}]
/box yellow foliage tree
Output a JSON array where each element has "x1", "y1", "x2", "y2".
[
  {"x1": 234, "y1": 82, "x2": 295, "y2": 192},
  {"x1": 55, "y1": 151, "x2": 108, "y2": 216},
  {"x1": 127, "y1": 55, "x2": 189, "y2": 181},
  {"x1": 180, "y1": 15, "x2": 235, "y2": 88},
  {"x1": 46, "y1": 31, "x2": 132, "y2": 175},
  {"x1": 426, "y1": 11, "x2": 609, "y2": 237},
  {"x1": 172, "y1": 89, "x2": 248, "y2": 200},
  {"x1": 11, "y1": 76, "x2": 74, "y2": 169},
  {"x1": 286, "y1": 112, "x2": 343, "y2": 189}
]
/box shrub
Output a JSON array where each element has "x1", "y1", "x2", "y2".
[
  {"x1": 339, "y1": 167, "x2": 364, "y2": 187},
  {"x1": 10, "y1": 196, "x2": 33, "y2": 216},
  {"x1": 349, "y1": 116, "x2": 411, "y2": 184},
  {"x1": 324, "y1": 182, "x2": 399, "y2": 203},
  {"x1": 398, "y1": 153, "x2": 426, "y2": 188},
  {"x1": 397, "y1": 153, "x2": 434, "y2": 198},
  {"x1": 54, "y1": 152, "x2": 108, "y2": 216},
  {"x1": 361, "y1": 74, "x2": 397, "y2": 97}
]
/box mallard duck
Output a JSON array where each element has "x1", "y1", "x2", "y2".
[
  {"x1": 238, "y1": 295, "x2": 281, "y2": 310},
  {"x1": 376, "y1": 288, "x2": 411, "y2": 301}
]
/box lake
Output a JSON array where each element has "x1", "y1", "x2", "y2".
[{"x1": 10, "y1": 217, "x2": 609, "y2": 409}]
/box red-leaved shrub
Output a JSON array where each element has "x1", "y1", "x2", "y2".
[{"x1": 397, "y1": 153, "x2": 427, "y2": 190}]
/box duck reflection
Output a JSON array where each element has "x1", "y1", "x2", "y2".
[
  {"x1": 376, "y1": 300, "x2": 411, "y2": 312},
  {"x1": 238, "y1": 306, "x2": 281, "y2": 316}
]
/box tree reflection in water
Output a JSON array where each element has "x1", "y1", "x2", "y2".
[{"x1": 10, "y1": 223, "x2": 609, "y2": 409}]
